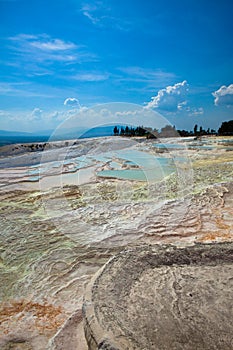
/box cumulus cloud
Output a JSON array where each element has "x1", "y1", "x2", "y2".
[
  {"x1": 64, "y1": 97, "x2": 81, "y2": 108},
  {"x1": 187, "y1": 107, "x2": 204, "y2": 117},
  {"x1": 212, "y1": 84, "x2": 233, "y2": 106},
  {"x1": 177, "y1": 101, "x2": 204, "y2": 116},
  {"x1": 0, "y1": 110, "x2": 15, "y2": 120},
  {"x1": 177, "y1": 101, "x2": 188, "y2": 111},
  {"x1": 145, "y1": 81, "x2": 189, "y2": 111},
  {"x1": 54, "y1": 103, "x2": 170, "y2": 132},
  {"x1": 31, "y1": 108, "x2": 43, "y2": 120}
]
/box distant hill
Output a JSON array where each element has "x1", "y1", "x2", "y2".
[
  {"x1": 79, "y1": 125, "x2": 115, "y2": 138},
  {"x1": 0, "y1": 125, "x2": 123, "y2": 147},
  {"x1": 0, "y1": 129, "x2": 34, "y2": 136},
  {"x1": 36, "y1": 125, "x2": 121, "y2": 140},
  {"x1": 49, "y1": 125, "x2": 118, "y2": 140},
  {"x1": 0, "y1": 130, "x2": 50, "y2": 147},
  {"x1": 0, "y1": 126, "x2": 113, "y2": 146}
]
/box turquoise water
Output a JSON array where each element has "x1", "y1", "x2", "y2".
[
  {"x1": 218, "y1": 139, "x2": 233, "y2": 144},
  {"x1": 109, "y1": 161, "x2": 122, "y2": 169},
  {"x1": 154, "y1": 143, "x2": 217, "y2": 151},
  {"x1": 96, "y1": 150, "x2": 177, "y2": 182},
  {"x1": 97, "y1": 166, "x2": 174, "y2": 182},
  {"x1": 188, "y1": 145, "x2": 214, "y2": 150},
  {"x1": 115, "y1": 149, "x2": 174, "y2": 168},
  {"x1": 26, "y1": 148, "x2": 185, "y2": 183},
  {"x1": 154, "y1": 143, "x2": 186, "y2": 149},
  {"x1": 27, "y1": 155, "x2": 94, "y2": 181}
]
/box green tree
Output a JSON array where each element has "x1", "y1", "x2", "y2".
[
  {"x1": 120, "y1": 127, "x2": 125, "y2": 136},
  {"x1": 218, "y1": 120, "x2": 233, "y2": 135},
  {"x1": 113, "y1": 126, "x2": 119, "y2": 135},
  {"x1": 194, "y1": 124, "x2": 198, "y2": 135}
]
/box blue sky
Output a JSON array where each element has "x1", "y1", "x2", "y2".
[{"x1": 0, "y1": 0, "x2": 233, "y2": 133}]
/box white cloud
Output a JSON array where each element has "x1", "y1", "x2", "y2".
[
  {"x1": 8, "y1": 34, "x2": 96, "y2": 65},
  {"x1": 116, "y1": 67, "x2": 177, "y2": 90},
  {"x1": 0, "y1": 109, "x2": 45, "y2": 132},
  {"x1": 64, "y1": 97, "x2": 81, "y2": 108},
  {"x1": 46, "y1": 109, "x2": 77, "y2": 122},
  {"x1": 109, "y1": 67, "x2": 178, "y2": 96},
  {"x1": 177, "y1": 101, "x2": 204, "y2": 116},
  {"x1": 119, "y1": 66, "x2": 176, "y2": 81},
  {"x1": 80, "y1": 2, "x2": 132, "y2": 31},
  {"x1": 10, "y1": 34, "x2": 76, "y2": 50},
  {"x1": 145, "y1": 81, "x2": 189, "y2": 111},
  {"x1": 212, "y1": 84, "x2": 233, "y2": 106},
  {"x1": 54, "y1": 103, "x2": 171, "y2": 132},
  {"x1": 83, "y1": 11, "x2": 98, "y2": 23},
  {"x1": 0, "y1": 110, "x2": 14, "y2": 120},
  {"x1": 188, "y1": 107, "x2": 204, "y2": 116},
  {"x1": 9, "y1": 34, "x2": 37, "y2": 41},
  {"x1": 45, "y1": 111, "x2": 59, "y2": 120},
  {"x1": 81, "y1": 2, "x2": 105, "y2": 24},
  {"x1": 81, "y1": 4, "x2": 99, "y2": 24},
  {"x1": 0, "y1": 103, "x2": 177, "y2": 133},
  {"x1": 31, "y1": 108, "x2": 43, "y2": 120},
  {"x1": 72, "y1": 72, "x2": 109, "y2": 82},
  {"x1": 0, "y1": 82, "x2": 53, "y2": 98},
  {"x1": 30, "y1": 39, "x2": 76, "y2": 51},
  {"x1": 177, "y1": 101, "x2": 188, "y2": 110}
]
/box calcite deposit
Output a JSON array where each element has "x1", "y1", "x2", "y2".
[
  {"x1": 0, "y1": 136, "x2": 232, "y2": 349},
  {"x1": 83, "y1": 243, "x2": 233, "y2": 350}
]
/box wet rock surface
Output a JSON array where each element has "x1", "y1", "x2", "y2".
[{"x1": 83, "y1": 243, "x2": 233, "y2": 350}]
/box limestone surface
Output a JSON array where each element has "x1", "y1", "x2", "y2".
[
  {"x1": 0, "y1": 136, "x2": 232, "y2": 349},
  {"x1": 83, "y1": 243, "x2": 233, "y2": 350}
]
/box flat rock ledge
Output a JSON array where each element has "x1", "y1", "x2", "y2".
[{"x1": 83, "y1": 242, "x2": 233, "y2": 350}]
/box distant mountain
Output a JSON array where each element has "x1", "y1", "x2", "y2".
[
  {"x1": 0, "y1": 129, "x2": 34, "y2": 136},
  {"x1": 0, "y1": 125, "x2": 122, "y2": 147},
  {"x1": 44, "y1": 125, "x2": 119, "y2": 140},
  {"x1": 79, "y1": 125, "x2": 115, "y2": 138},
  {"x1": 0, "y1": 130, "x2": 50, "y2": 147}
]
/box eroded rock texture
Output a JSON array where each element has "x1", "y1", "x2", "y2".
[
  {"x1": 0, "y1": 137, "x2": 232, "y2": 349},
  {"x1": 83, "y1": 243, "x2": 233, "y2": 350}
]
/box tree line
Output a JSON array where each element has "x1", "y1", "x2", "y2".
[
  {"x1": 113, "y1": 120, "x2": 233, "y2": 138},
  {"x1": 218, "y1": 120, "x2": 233, "y2": 135},
  {"x1": 113, "y1": 125, "x2": 155, "y2": 138}
]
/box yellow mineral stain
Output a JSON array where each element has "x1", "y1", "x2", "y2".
[
  {"x1": 0, "y1": 299, "x2": 66, "y2": 331},
  {"x1": 197, "y1": 231, "x2": 232, "y2": 243}
]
